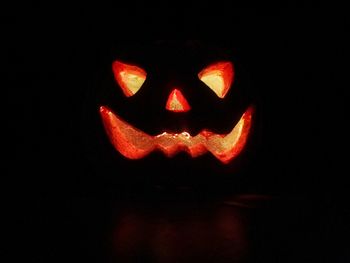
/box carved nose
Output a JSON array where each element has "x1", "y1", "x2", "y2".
[{"x1": 165, "y1": 89, "x2": 191, "y2": 112}]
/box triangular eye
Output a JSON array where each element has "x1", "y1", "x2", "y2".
[
  {"x1": 112, "y1": 60, "x2": 147, "y2": 97},
  {"x1": 198, "y1": 61, "x2": 234, "y2": 99}
]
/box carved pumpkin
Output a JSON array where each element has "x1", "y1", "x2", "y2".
[{"x1": 84, "y1": 40, "x2": 259, "y2": 189}]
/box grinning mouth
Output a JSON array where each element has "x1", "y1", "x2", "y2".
[{"x1": 99, "y1": 106, "x2": 253, "y2": 164}]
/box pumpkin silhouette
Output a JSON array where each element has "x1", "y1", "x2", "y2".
[{"x1": 83, "y1": 40, "x2": 261, "y2": 192}]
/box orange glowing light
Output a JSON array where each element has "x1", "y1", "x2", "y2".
[
  {"x1": 99, "y1": 106, "x2": 253, "y2": 164},
  {"x1": 165, "y1": 89, "x2": 191, "y2": 112},
  {"x1": 112, "y1": 60, "x2": 147, "y2": 97},
  {"x1": 198, "y1": 61, "x2": 234, "y2": 98}
]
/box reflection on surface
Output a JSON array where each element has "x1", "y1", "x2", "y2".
[{"x1": 112, "y1": 195, "x2": 274, "y2": 263}]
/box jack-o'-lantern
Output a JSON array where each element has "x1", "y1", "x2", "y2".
[{"x1": 83, "y1": 40, "x2": 260, "y2": 191}]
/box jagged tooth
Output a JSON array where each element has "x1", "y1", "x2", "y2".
[
  {"x1": 155, "y1": 132, "x2": 208, "y2": 158},
  {"x1": 186, "y1": 133, "x2": 207, "y2": 157},
  {"x1": 99, "y1": 105, "x2": 253, "y2": 163},
  {"x1": 99, "y1": 106, "x2": 155, "y2": 159},
  {"x1": 207, "y1": 107, "x2": 253, "y2": 164}
]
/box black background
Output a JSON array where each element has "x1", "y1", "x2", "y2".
[{"x1": 6, "y1": 4, "x2": 349, "y2": 263}]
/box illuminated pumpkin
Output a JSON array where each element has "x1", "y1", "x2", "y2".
[
  {"x1": 100, "y1": 59, "x2": 253, "y2": 164},
  {"x1": 84, "y1": 41, "x2": 259, "y2": 188}
]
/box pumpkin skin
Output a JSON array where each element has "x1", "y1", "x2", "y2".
[{"x1": 83, "y1": 40, "x2": 260, "y2": 191}]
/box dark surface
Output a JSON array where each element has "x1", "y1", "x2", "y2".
[{"x1": 6, "y1": 5, "x2": 349, "y2": 263}]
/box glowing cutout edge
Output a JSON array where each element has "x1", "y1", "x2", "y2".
[{"x1": 99, "y1": 106, "x2": 253, "y2": 164}]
